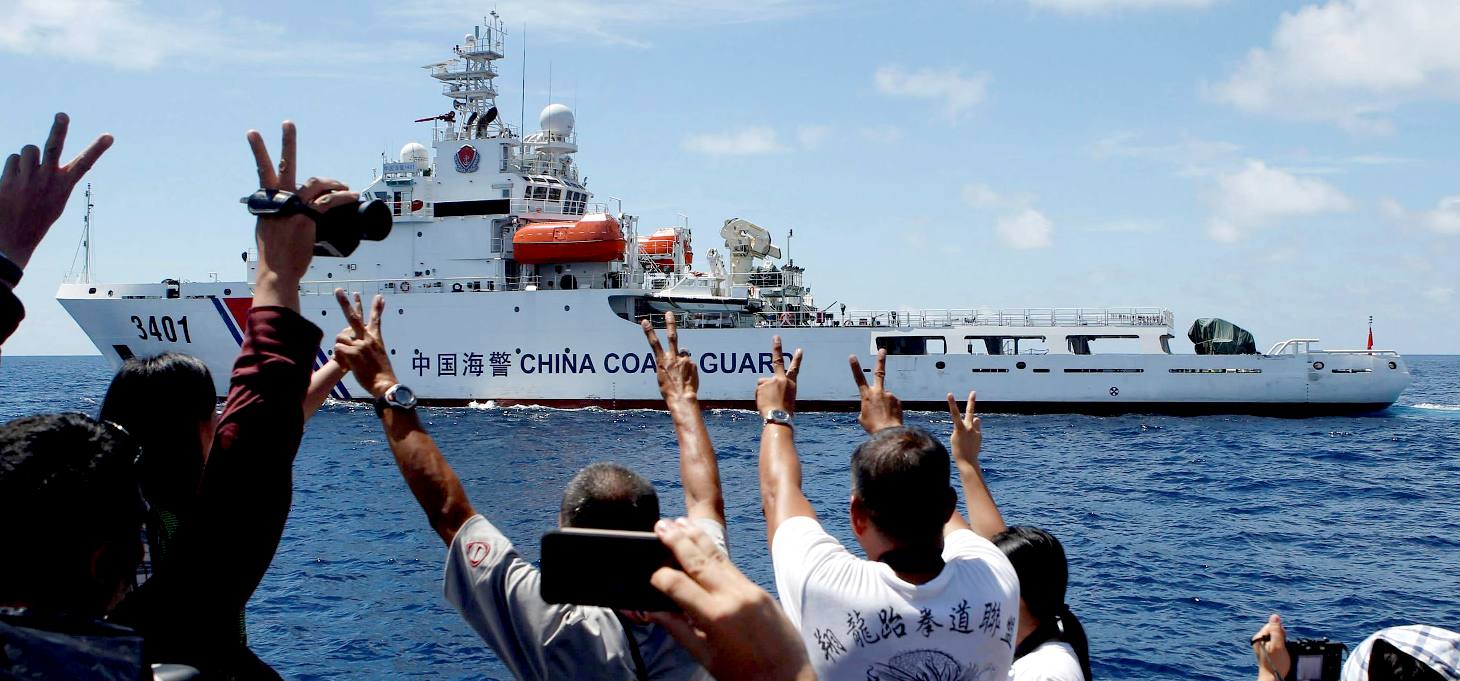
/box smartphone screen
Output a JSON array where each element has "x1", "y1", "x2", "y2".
[{"x1": 540, "y1": 528, "x2": 680, "y2": 612}]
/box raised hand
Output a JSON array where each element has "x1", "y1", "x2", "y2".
[
  {"x1": 246, "y1": 122, "x2": 356, "y2": 309},
  {"x1": 947, "y1": 390, "x2": 981, "y2": 465},
  {"x1": 754, "y1": 336, "x2": 803, "y2": 415},
  {"x1": 849, "y1": 349, "x2": 901, "y2": 434},
  {"x1": 643, "y1": 313, "x2": 698, "y2": 405},
  {"x1": 647, "y1": 518, "x2": 815, "y2": 681},
  {"x1": 0, "y1": 113, "x2": 113, "y2": 269},
  {"x1": 330, "y1": 288, "x2": 397, "y2": 397},
  {"x1": 1251, "y1": 614, "x2": 1291, "y2": 681}
]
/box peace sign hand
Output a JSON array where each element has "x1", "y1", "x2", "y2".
[
  {"x1": 0, "y1": 113, "x2": 113, "y2": 269},
  {"x1": 643, "y1": 313, "x2": 699, "y2": 405},
  {"x1": 246, "y1": 121, "x2": 358, "y2": 282},
  {"x1": 330, "y1": 288, "x2": 397, "y2": 398},
  {"x1": 754, "y1": 336, "x2": 803, "y2": 416},
  {"x1": 849, "y1": 349, "x2": 901, "y2": 434},
  {"x1": 947, "y1": 390, "x2": 981, "y2": 466}
]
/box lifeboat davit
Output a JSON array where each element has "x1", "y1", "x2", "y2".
[
  {"x1": 512, "y1": 213, "x2": 626, "y2": 265},
  {"x1": 637, "y1": 228, "x2": 693, "y2": 267}
]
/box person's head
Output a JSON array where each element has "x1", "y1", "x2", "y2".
[
  {"x1": 0, "y1": 413, "x2": 145, "y2": 616},
  {"x1": 848, "y1": 426, "x2": 957, "y2": 559},
  {"x1": 1344, "y1": 626, "x2": 1459, "y2": 681},
  {"x1": 100, "y1": 352, "x2": 216, "y2": 511},
  {"x1": 559, "y1": 462, "x2": 660, "y2": 531},
  {"x1": 994, "y1": 526, "x2": 1092, "y2": 681}
]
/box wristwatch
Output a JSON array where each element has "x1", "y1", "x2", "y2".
[
  {"x1": 373, "y1": 383, "x2": 418, "y2": 417},
  {"x1": 763, "y1": 408, "x2": 794, "y2": 429}
]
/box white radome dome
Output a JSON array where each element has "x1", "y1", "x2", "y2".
[
  {"x1": 400, "y1": 142, "x2": 429, "y2": 166},
  {"x1": 539, "y1": 103, "x2": 575, "y2": 136}
]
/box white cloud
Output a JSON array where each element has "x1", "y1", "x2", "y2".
[
  {"x1": 387, "y1": 0, "x2": 821, "y2": 48},
  {"x1": 874, "y1": 65, "x2": 989, "y2": 120},
  {"x1": 1208, "y1": 160, "x2": 1353, "y2": 241},
  {"x1": 996, "y1": 209, "x2": 1054, "y2": 249},
  {"x1": 856, "y1": 124, "x2": 906, "y2": 144},
  {"x1": 962, "y1": 184, "x2": 1054, "y2": 248},
  {"x1": 1089, "y1": 133, "x2": 1240, "y2": 177},
  {"x1": 0, "y1": 0, "x2": 398, "y2": 71},
  {"x1": 795, "y1": 125, "x2": 833, "y2": 150},
  {"x1": 681, "y1": 127, "x2": 782, "y2": 156},
  {"x1": 1381, "y1": 196, "x2": 1460, "y2": 235},
  {"x1": 1024, "y1": 0, "x2": 1218, "y2": 13},
  {"x1": 1212, "y1": 0, "x2": 1460, "y2": 132},
  {"x1": 1424, "y1": 287, "x2": 1455, "y2": 304}
]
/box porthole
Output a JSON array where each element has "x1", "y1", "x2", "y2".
[
  {"x1": 935, "y1": 361, "x2": 946, "y2": 370},
  {"x1": 1016, "y1": 361, "x2": 1027, "y2": 370},
  {"x1": 87, "y1": 287, "x2": 96, "y2": 294},
  {"x1": 514, "y1": 306, "x2": 520, "y2": 312},
  {"x1": 107, "y1": 290, "x2": 114, "y2": 296},
  {"x1": 397, "y1": 308, "x2": 404, "y2": 315},
  {"x1": 416, "y1": 231, "x2": 423, "y2": 237},
  {"x1": 1312, "y1": 361, "x2": 1325, "y2": 370},
  {"x1": 390, "y1": 349, "x2": 396, "y2": 356},
  {"x1": 320, "y1": 310, "x2": 327, "y2": 316},
  {"x1": 224, "y1": 288, "x2": 232, "y2": 295},
  {"x1": 326, "y1": 272, "x2": 333, "y2": 278},
  {"x1": 1388, "y1": 361, "x2": 1397, "y2": 370},
  {"x1": 564, "y1": 305, "x2": 571, "y2": 311}
]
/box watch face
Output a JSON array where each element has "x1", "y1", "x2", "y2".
[
  {"x1": 768, "y1": 408, "x2": 792, "y2": 423},
  {"x1": 390, "y1": 384, "x2": 417, "y2": 408}
]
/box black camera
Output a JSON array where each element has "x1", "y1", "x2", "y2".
[
  {"x1": 242, "y1": 189, "x2": 393, "y2": 258},
  {"x1": 1286, "y1": 638, "x2": 1347, "y2": 681}
]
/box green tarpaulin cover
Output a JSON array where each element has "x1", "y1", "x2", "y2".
[{"x1": 1188, "y1": 318, "x2": 1257, "y2": 355}]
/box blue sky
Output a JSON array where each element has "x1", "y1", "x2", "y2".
[{"x1": 2, "y1": 0, "x2": 1457, "y2": 355}]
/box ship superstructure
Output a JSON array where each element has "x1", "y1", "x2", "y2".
[{"x1": 56, "y1": 15, "x2": 1411, "y2": 415}]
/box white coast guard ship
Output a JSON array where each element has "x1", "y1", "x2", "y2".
[{"x1": 57, "y1": 14, "x2": 1410, "y2": 415}]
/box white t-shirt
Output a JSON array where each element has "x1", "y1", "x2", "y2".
[
  {"x1": 772, "y1": 515, "x2": 1021, "y2": 681},
  {"x1": 1011, "y1": 640, "x2": 1083, "y2": 681}
]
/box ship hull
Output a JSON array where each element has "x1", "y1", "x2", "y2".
[{"x1": 58, "y1": 282, "x2": 1412, "y2": 416}]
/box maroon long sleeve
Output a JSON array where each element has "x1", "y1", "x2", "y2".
[{"x1": 113, "y1": 305, "x2": 321, "y2": 674}]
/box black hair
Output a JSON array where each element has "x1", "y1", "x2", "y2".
[
  {"x1": 994, "y1": 526, "x2": 1092, "y2": 681},
  {"x1": 99, "y1": 352, "x2": 215, "y2": 512},
  {"x1": 1369, "y1": 639, "x2": 1446, "y2": 681},
  {"x1": 0, "y1": 412, "x2": 145, "y2": 615},
  {"x1": 850, "y1": 426, "x2": 957, "y2": 548},
  {"x1": 559, "y1": 462, "x2": 660, "y2": 532}
]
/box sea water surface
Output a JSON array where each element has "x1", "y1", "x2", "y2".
[{"x1": 2, "y1": 355, "x2": 1458, "y2": 680}]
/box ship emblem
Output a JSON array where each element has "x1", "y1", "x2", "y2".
[{"x1": 454, "y1": 144, "x2": 480, "y2": 173}]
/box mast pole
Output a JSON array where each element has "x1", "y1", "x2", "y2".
[{"x1": 82, "y1": 183, "x2": 94, "y2": 283}]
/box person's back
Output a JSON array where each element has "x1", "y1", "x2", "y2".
[
  {"x1": 774, "y1": 514, "x2": 1018, "y2": 678},
  {"x1": 758, "y1": 347, "x2": 1020, "y2": 680}
]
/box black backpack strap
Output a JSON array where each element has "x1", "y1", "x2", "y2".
[{"x1": 612, "y1": 611, "x2": 650, "y2": 681}]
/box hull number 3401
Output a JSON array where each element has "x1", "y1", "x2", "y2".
[{"x1": 130, "y1": 315, "x2": 192, "y2": 343}]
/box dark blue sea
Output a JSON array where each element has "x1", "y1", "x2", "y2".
[{"x1": 3, "y1": 355, "x2": 1458, "y2": 680}]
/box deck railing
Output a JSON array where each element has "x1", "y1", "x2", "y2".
[{"x1": 840, "y1": 307, "x2": 1173, "y2": 329}]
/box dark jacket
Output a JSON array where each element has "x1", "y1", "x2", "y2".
[
  {"x1": 112, "y1": 306, "x2": 321, "y2": 679},
  {"x1": 0, "y1": 608, "x2": 148, "y2": 681}
]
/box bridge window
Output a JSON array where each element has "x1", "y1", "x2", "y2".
[
  {"x1": 965, "y1": 335, "x2": 1046, "y2": 355},
  {"x1": 876, "y1": 336, "x2": 947, "y2": 355},
  {"x1": 1065, "y1": 334, "x2": 1142, "y2": 355}
]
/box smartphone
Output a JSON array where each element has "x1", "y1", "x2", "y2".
[{"x1": 540, "y1": 528, "x2": 680, "y2": 612}]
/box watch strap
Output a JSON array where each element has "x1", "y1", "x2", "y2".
[{"x1": 0, "y1": 250, "x2": 22, "y2": 288}]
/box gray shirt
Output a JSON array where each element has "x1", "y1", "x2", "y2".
[{"x1": 443, "y1": 514, "x2": 727, "y2": 681}]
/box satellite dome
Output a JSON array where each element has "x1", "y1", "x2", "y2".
[
  {"x1": 399, "y1": 142, "x2": 429, "y2": 166},
  {"x1": 539, "y1": 103, "x2": 575, "y2": 136}
]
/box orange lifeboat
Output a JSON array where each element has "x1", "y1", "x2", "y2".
[
  {"x1": 512, "y1": 213, "x2": 626, "y2": 265},
  {"x1": 637, "y1": 228, "x2": 693, "y2": 267}
]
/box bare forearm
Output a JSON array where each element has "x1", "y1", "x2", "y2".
[
  {"x1": 669, "y1": 397, "x2": 724, "y2": 524},
  {"x1": 758, "y1": 424, "x2": 814, "y2": 542},
  {"x1": 956, "y1": 459, "x2": 1005, "y2": 540},
  {"x1": 252, "y1": 269, "x2": 301, "y2": 313},
  {"x1": 303, "y1": 360, "x2": 346, "y2": 419},
  {"x1": 381, "y1": 409, "x2": 476, "y2": 545}
]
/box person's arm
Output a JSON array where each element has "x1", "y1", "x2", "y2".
[
  {"x1": 0, "y1": 113, "x2": 111, "y2": 346},
  {"x1": 947, "y1": 391, "x2": 1004, "y2": 539},
  {"x1": 331, "y1": 289, "x2": 476, "y2": 545},
  {"x1": 303, "y1": 358, "x2": 347, "y2": 420},
  {"x1": 648, "y1": 518, "x2": 816, "y2": 681},
  {"x1": 1251, "y1": 614, "x2": 1291, "y2": 681},
  {"x1": 757, "y1": 336, "x2": 813, "y2": 545},
  {"x1": 642, "y1": 314, "x2": 724, "y2": 527}
]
